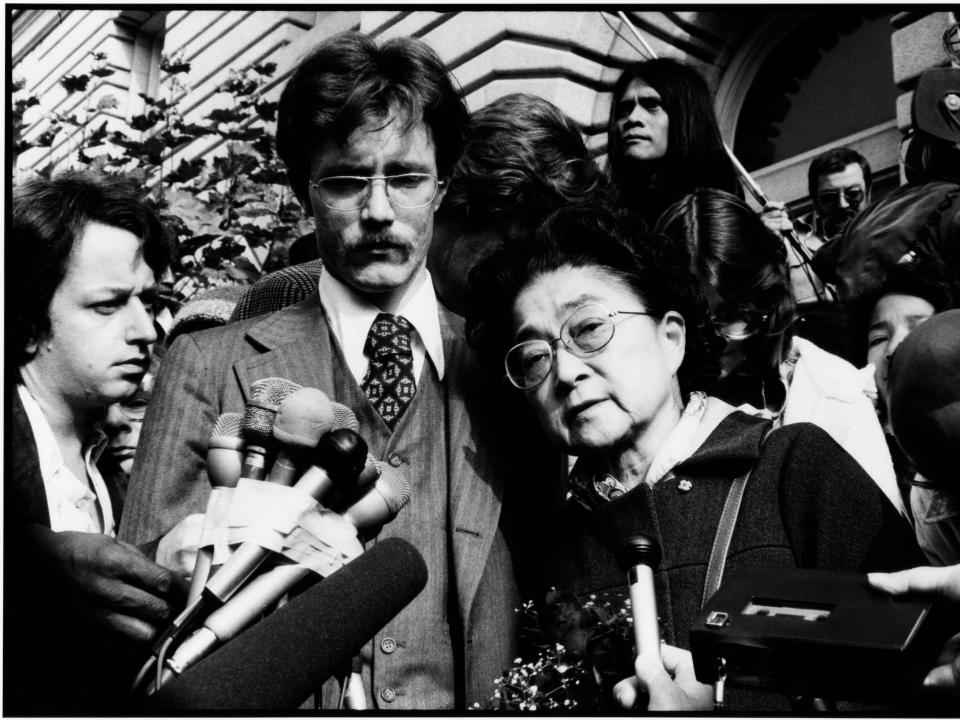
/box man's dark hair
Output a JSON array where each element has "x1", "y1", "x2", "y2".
[
  {"x1": 807, "y1": 146, "x2": 872, "y2": 200},
  {"x1": 606, "y1": 58, "x2": 741, "y2": 220},
  {"x1": 11, "y1": 169, "x2": 173, "y2": 367},
  {"x1": 443, "y1": 93, "x2": 604, "y2": 238},
  {"x1": 276, "y1": 31, "x2": 469, "y2": 207}
]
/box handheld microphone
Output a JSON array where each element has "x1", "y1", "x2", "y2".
[
  {"x1": 156, "y1": 379, "x2": 300, "y2": 644},
  {"x1": 188, "y1": 413, "x2": 245, "y2": 605},
  {"x1": 267, "y1": 388, "x2": 359, "y2": 487},
  {"x1": 206, "y1": 412, "x2": 244, "y2": 488},
  {"x1": 161, "y1": 439, "x2": 410, "y2": 681},
  {"x1": 616, "y1": 533, "x2": 662, "y2": 662},
  {"x1": 239, "y1": 377, "x2": 302, "y2": 481},
  {"x1": 146, "y1": 538, "x2": 428, "y2": 711}
]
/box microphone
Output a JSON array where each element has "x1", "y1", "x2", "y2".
[
  {"x1": 616, "y1": 533, "x2": 662, "y2": 662},
  {"x1": 145, "y1": 538, "x2": 428, "y2": 711},
  {"x1": 160, "y1": 432, "x2": 402, "y2": 682},
  {"x1": 200, "y1": 426, "x2": 367, "y2": 609},
  {"x1": 206, "y1": 412, "x2": 244, "y2": 488},
  {"x1": 188, "y1": 412, "x2": 245, "y2": 605},
  {"x1": 239, "y1": 377, "x2": 302, "y2": 482},
  {"x1": 269, "y1": 389, "x2": 360, "y2": 487}
]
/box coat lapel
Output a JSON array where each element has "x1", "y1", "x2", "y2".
[
  {"x1": 442, "y1": 308, "x2": 505, "y2": 624},
  {"x1": 8, "y1": 388, "x2": 52, "y2": 528},
  {"x1": 233, "y1": 294, "x2": 338, "y2": 400}
]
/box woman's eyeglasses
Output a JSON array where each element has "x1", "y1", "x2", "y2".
[
  {"x1": 710, "y1": 308, "x2": 769, "y2": 342},
  {"x1": 505, "y1": 303, "x2": 655, "y2": 390}
]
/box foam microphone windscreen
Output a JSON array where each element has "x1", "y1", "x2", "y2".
[{"x1": 146, "y1": 537, "x2": 427, "y2": 711}]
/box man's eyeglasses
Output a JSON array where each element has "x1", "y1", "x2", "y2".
[
  {"x1": 504, "y1": 303, "x2": 655, "y2": 390},
  {"x1": 817, "y1": 186, "x2": 865, "y2": 208},
  {"x1": 310, "y1": 173, "x2": 443, "y2": 211}
]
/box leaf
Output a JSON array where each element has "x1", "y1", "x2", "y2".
[
  {"x1": 175, "y1": 122, "x2": 212, "y2": 138},
  {"x1": 90, "y1": 51, "x2": 107, "y2": 62},
  {"x1": 87, "y1": 120, "x2": 110, "y2": 146},
  {"x1": 165, "y1": 157, "x2": 207, "y2": 185},
  {"x1": 206, "y1": 107, "x2": 247, "y2": 125},
  {"x1": 218, "y1": 126, "x2": 264, "y2": 142},
  {"x1": 96, "y1": 94, "x2": 119, "y2": 111},
  {"x1": 89, "y1": 66, "x2": 115, "y2": 78},
  {"x1": 161, "y1": 56, "x2": 191, "y2": 75},
  {"x1": 254, "y1": 100, "x2": 277, "y2": 121},
  {"x1": 218, "y1": 76, "x2": 259, "y2": 97},
  {"x1": 34, "y1": 128, "x2": 59, "y2": 147},
  {"x1": 252, "y1": 62, "x2": 276, "y2": 77},
  {"x1": 60, "y1": 74, "x2": 90, "y2": 93},
  {"x1": 225, "y1": 257, "x2": 260, "y2": 282},
  {"x1": 249, "y1": 167, "x2": 288, "y2": 186},
  {"x1": 129, "y1": 110, "x2": 163, "y2": 132}
]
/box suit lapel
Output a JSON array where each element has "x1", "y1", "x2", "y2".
[
  {"x1": 233, "y1": 294, "x2": 338, "y2": 400},
  {"x1": 442, "y1": 307, "x2": 505, "y2": 624},
  {"x1": 8, "y1": 389, "x2": 52, "y2": 528}
]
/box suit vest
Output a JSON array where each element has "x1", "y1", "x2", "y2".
[{"x1": 321, "y1": 334, "x2": 455, "y2": 709}]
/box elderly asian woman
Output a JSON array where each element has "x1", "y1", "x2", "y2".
[{"x1": 465, "y1": 203, "x2": 923, "y2": 711}]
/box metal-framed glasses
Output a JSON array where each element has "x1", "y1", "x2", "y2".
[
  {"x1": 505, "y1": 303, "x2": 655, "y2": 390},
  {"x1": 710, "y1": 307, "x2": 769, "y2": 342},
  {"x1": 310, "y1": 173, "x2": 443, "y2": 211},
  {"x1": 816, "y1": 186, "x2": 865, "y2": 208}
]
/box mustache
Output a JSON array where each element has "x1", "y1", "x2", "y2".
[{"x1": 353, "y1": 232, "x2": 406, "y2": 250}]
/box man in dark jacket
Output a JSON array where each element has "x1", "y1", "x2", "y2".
[{"x1": 5, "y1": 170, "x2": 183, "y2": 714}]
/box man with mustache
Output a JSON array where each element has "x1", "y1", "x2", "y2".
[
  {"x1": 7, "y1": 170, "x2": 184, "y2": 713},
  {"x1": 120, "y1": 31, "x2": 533, "y2": 709}
]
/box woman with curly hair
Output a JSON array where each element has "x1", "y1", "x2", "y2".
[
  {"x1": 606, "y1": 59, "x2": 741, "y2": 226},
  {"x1": 465, "y1": 202, "x2": 920, "y2": 711}
]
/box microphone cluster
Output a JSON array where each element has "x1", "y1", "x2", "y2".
[{"x1": 134, "y1": 377, "x2": 413, "y2": 696}]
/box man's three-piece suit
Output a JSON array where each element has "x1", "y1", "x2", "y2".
[{"x1": 118, "y1": 292, "x2": 526, "y2": 709}]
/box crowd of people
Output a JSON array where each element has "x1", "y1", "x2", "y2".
[{"x1": 6, "y1": 28, "x2": 960, "y2": 714}]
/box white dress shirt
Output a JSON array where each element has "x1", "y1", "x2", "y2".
[
  {"x1": 17, "y1": 384, "x2": 115, "y2": 536},
  {"x1": 317, "y1": 267, "x2": 446, "y2": 385}
]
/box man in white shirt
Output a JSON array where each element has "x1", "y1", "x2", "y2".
[
  {"x1": 120, "y1": 31, "x2": 537, "y2": 710},
  {"x1": 7, "y1": 170, "x2": 184, "y2": 713}
]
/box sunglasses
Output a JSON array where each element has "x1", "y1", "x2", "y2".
[{"x1": 817, "y1": 187, "x2": 865, "y2": 208}]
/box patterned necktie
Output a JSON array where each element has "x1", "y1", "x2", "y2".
[{"x1": 361, "y1": 313, "x2": 417, "y2": 430}]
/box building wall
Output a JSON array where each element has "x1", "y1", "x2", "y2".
[{"x1": 11, "y1": 8, "x2": 956, "y2": 204}]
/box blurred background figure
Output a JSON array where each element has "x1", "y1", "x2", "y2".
[
  {"x1": 657, "y1": 188, "x2": 906, "y2": 516},
  {"x1": 430, "y1": 93, "x2": 605, "y2": 314},
  {"x1": 852, "y1": 260, "x2": 958, "y2": 510},
  {"x1": 814, "y1": 65, "x2": 960, "y2": 301},
  {"x1": 888, "y1": 309, "x2": 960, "y2": 566},
  {"x1": 606, "y1": 58, "x2": 741, "y2": 228},
  {"x1": 105, "y1": 370, "x2": 155, "y2": 477},
  {"x1": 761, "y1": 147, "x2": 873, "y2": 361}
]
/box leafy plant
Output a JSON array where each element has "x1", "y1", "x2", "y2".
[{"x1": 14, "y1": 50, "x2": 312, "y2": 311}]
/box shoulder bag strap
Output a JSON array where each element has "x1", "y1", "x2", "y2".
[{"x1": 701, "y1": 469, "x2": 750, "y2": 609}]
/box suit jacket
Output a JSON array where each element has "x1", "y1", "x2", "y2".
[
  {"x1": 4, "y1": 386, "x2": 135, "y2": 714},
  {"x1": 119, "y1": 293, "x2": 530, "y2": 707}
]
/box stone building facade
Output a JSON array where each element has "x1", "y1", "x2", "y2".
[{"x1": 11, "y1": 8, "x2": 958, "y2": 211}]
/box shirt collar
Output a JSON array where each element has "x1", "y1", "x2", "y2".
[
  {"x1": 17, "y1": 384, "x2": 108, "y2": 475},
  {"x1": 317, "y1": 266, "x2": 445, "y2": 380}
]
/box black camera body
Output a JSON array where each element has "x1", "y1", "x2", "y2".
[{"x1": 690, "y1": 566, "x2": 949, "y2": 703}]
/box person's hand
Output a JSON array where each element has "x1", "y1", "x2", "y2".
[
  {"x1": 29, "y1": 526, "x2": 187, "y2": 644},
  {"x1": 612, "y1": 644, "x2": 714, "y2": 711},
  {"x1": 760, "y1": 201, "x2": 794, "y2": 234},
  {"x1": 869, "y1": 564, "x2": 960, "y2": 698}
]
